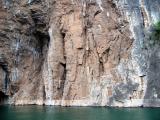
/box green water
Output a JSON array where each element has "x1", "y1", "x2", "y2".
[{"x1": 1, "y1": 105, "x2": 160, "y2": 120}]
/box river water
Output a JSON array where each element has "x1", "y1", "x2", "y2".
[{"x1": 0, "y1": 105, "x2": 160, "y2": 120}]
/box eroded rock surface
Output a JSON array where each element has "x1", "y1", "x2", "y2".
[{"x1": 0, "y1": 0, "x2": 160, "y2": 107}]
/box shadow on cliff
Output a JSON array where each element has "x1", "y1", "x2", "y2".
[
  {"x1": 0, "y1": 91, "x2": 8, "y2": 105},
  {"x1": 143, "y1": 21, "x2": 160, "y2": 106}
]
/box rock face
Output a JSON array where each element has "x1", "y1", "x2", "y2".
[{"x1": 0, "y1": 0, "x2": 160, "y2": 107}]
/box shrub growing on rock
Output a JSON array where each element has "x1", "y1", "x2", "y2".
[{"x1": 151, "y1": 21, "x2": 160, "y2": 44}]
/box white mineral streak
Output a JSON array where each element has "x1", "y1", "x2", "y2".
[
  {"x1": 96, "y1": 0, "x2": 103, "y2": 11},
  {"x1": 28, "y1": 0, "x2": 32, "y2": 4},
  {"x1": 43, "y1": 26, "x2": 54, "y2": 105},
  {"x1": 140, "y1": 0, "x2": 151, "y2": 27},
  {"x1": 11, "y1": 67, "x2": 19, "y2": 81}
]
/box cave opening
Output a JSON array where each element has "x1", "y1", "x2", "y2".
[
  {"x1": 30, "y1": 7, "x2": 50, "y2": 55},
  {"x1": 0, "y1": 91, "x2": 8, "y2": 104},
  {"x1": 33, "y1": 31, "x2": 50, "y2": 54}
]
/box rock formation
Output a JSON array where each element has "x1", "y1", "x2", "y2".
[{"x1": 0, "y1": 0, "x2": 160, "y2": 107}]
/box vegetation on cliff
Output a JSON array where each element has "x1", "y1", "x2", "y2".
[{"x1": 150, "y1": 21, "x2": 160, "y2": 44}]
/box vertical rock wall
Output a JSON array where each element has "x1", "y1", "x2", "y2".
[{"x1": 0, "y1": 0, "x2": 160, "y2": 107}]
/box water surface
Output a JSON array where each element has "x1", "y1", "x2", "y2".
[{"x1": 0, "y1": 105, "x2": 160, "y2": 120}]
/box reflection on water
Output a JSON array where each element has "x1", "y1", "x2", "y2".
[{"x1": 0, "y1": 105, "x2": 160, "y2": 120}]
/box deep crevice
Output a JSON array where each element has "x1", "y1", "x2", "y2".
[
  {"x1": 94, "y1": 10, "x2": 101, "y2": 17},
  {"x1": 57, "y1": 30, "x2": 67, "y2": 98},
  {"x1": 42, "y1": 85, "x2": 46, "y2": 103},
  {"x1": 99, "y1": 60, "x2": 104, "y2": 74},
  {"x1": 61, "y1": 63, "x2": 66, "y2": 82},
  {"x1": 0, "y1": 63, "x2": 10, "y2": 92}
]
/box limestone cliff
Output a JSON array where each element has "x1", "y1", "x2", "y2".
[{"x1": 0, "y1": 0, "x2": 160, "y2": 107}]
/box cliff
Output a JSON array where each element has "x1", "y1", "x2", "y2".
[{"x1": 0, "y1": 0, "x2": 160, "y2": 107}]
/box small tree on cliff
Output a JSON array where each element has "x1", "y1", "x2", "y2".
[{"x1": 151, "y1": 21, "x2": 160, "y2": 44}]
